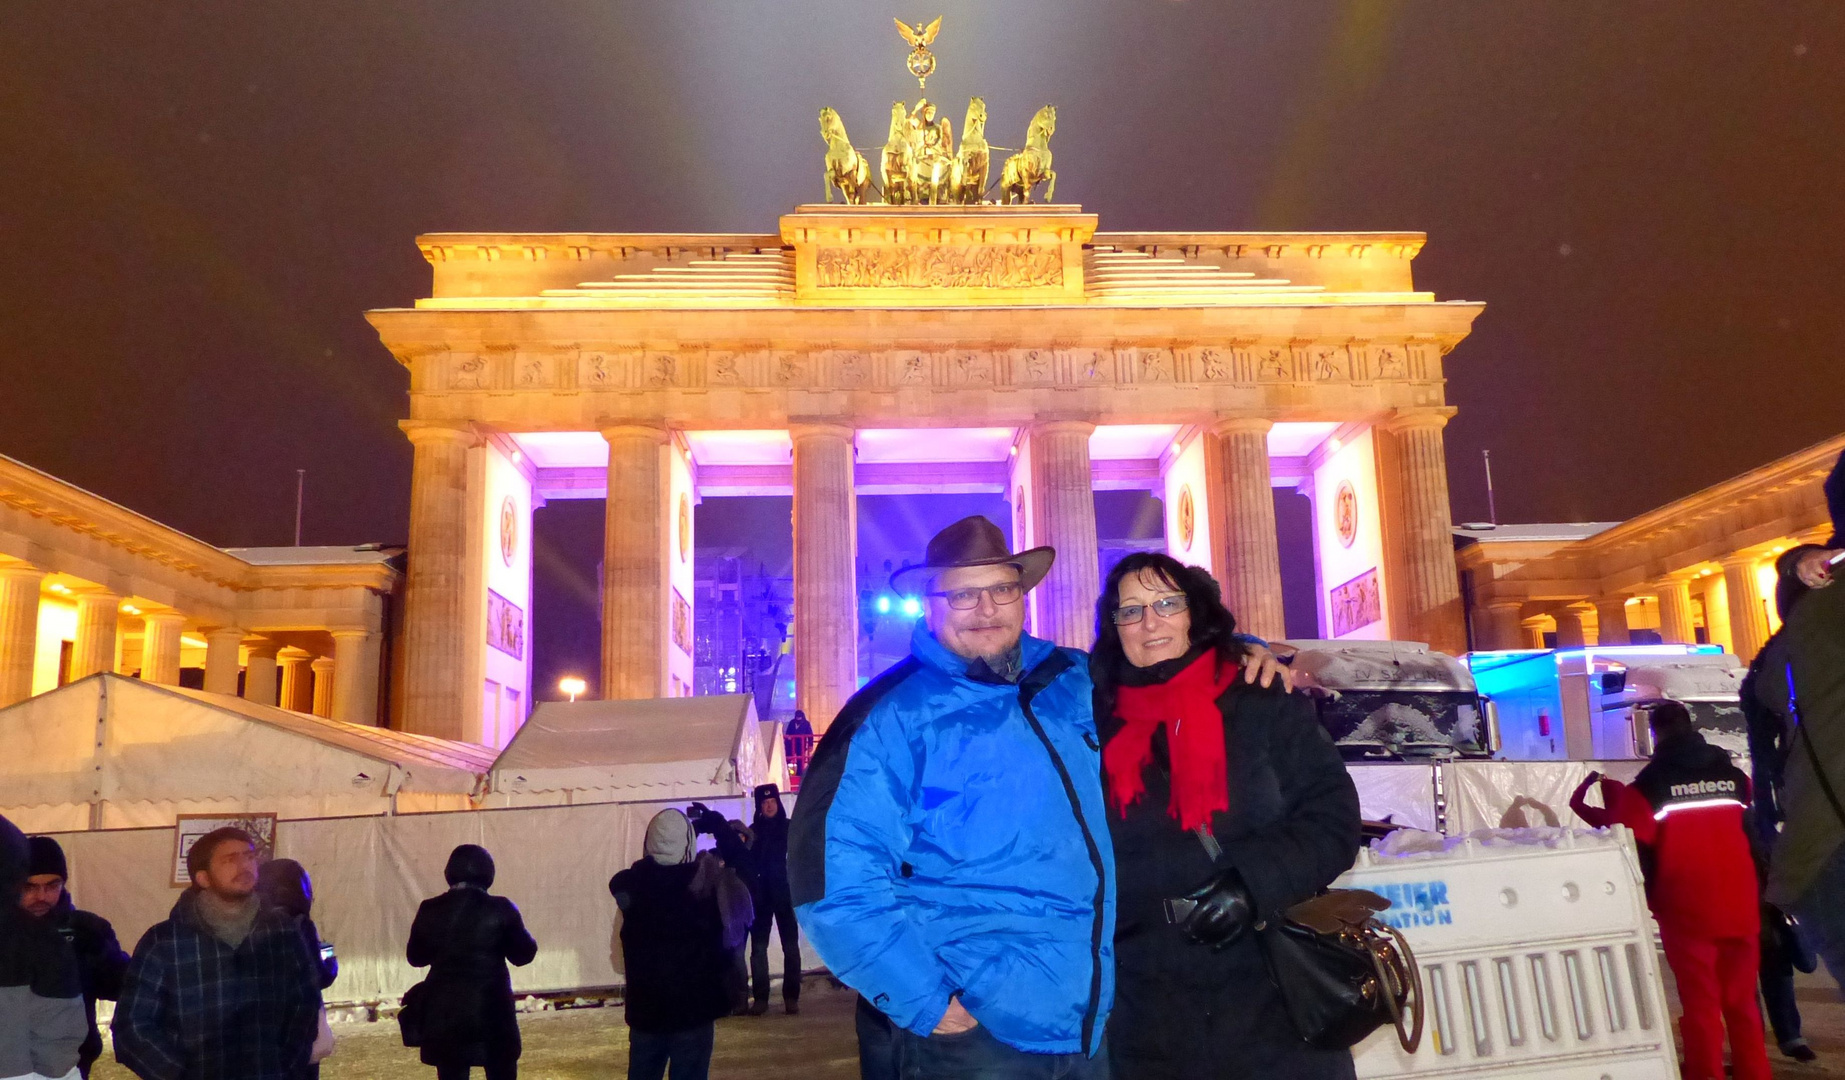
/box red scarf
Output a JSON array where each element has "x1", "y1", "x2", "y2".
[{"x1": 1104, "y1": 651, "x2": 1237, "y2": 830}]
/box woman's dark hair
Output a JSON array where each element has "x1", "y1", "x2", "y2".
[
  {"x1": 1090, "y1": 553, "x2": 1243, "y2": 715},
  {"x1": 256, "y1": 858, "x2": 314, "y2": 918},
  {"x1": 445, "y1": 844, "x2": 496, "y2": 889}
]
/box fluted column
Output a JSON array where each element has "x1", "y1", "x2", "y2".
[
  {"x1": 1476, "y1": 600, "x2": 1527, "y2": 651},
  {"x1": 202, "y1": 627, "x2": 244, "y2": 696},
  {"x1": 71, "y1": 591, "x2": 121, "y2": 680},
  {"x1": 792, "y1": 423, "x2": 858, "y2": 729},
  {"x1": 1721, "y1": 555, "x2": 1769, "y2": 660},
  {"x1": 1204, "y1": 418, "x2": 1286, "y2": 641},
  {"x1": 310, "y1": 656, "x2": 336, "y2": 718},
  {"x1": 1653, "y1": 579, "x2": 1696, "y2": 644},
  {"x1": 1520, "y1": 616, "x2": 1550, "y2": 649},
  {"x1": 1592, "y1": 597, "x2": 1631, "y2": 647},
  {"x1": 1375, "y1": 410, "x2": 1465, "y2": 654},
  {"x1": 139, "y1": 611, "x2": 185, "y2": 686},
  {"x1": 278, "y1": 647, "x2": 313, "y2": 712},
  {"x1": 1027, "y1": 420, "x2": 1100, "y2": 649},
  {"x1": 1554, "y1": 606, "x2": 1589, "y2": 649},
  {"x1": 0, "y1": 564, "x2": 45, "y2": 707},
  {"x1": 601, "y1": 424, "x2": 670, "y2": 700},
  {"x1": 330, "y1": 629, "x2": 381, "y2": 725},
  {"x1": 243, "y1": 643, "x2": 280, "y2": 706},
  {"x1": 400, "y1": 420, "x2": 478, "y2": 738}
]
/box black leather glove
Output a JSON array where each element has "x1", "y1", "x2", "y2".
[
  {"x1": 1179, "y1": 869, "x2": 1255, "y2": 951},
  {"x1": 688, "y1": 804, "x2": 725, "y2": 836}
]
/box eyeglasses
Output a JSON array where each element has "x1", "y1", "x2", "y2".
[
  {"x1": 927, "y1": 582, "x2": 1025, "y2": 610},
  {"x1": 1111, "y1": 594, "x2": 1189, "y2": 625}
]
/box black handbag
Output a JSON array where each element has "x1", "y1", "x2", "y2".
[
  {"x1": 1194, "y1": 827, "x2": 1424, "y2": 1053},
  {"x1": 397, "y1": 979, "x2": 429, "y2": 1048}
]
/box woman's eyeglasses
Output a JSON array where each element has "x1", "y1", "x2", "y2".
[
  {"x1": 928, "y1": 582, "x2": 1025, "y2": 610},
  {"x1": 1110, "y1": 594, "x2": 1189, "y2": 625}
]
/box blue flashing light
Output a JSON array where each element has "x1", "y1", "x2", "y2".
[
  {"x1": 876, "y1": 595, "x2": 892, "y2": 614},
  {"x1": 900, "y1": 598, "x2": 922, "y2": 617}
]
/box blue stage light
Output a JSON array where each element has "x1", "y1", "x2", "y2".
[
  {"x1": 876, "y1": 595, "x2": 891, "y2": 614},
  {"x1": 900, "y1": 598, "x2": 922, "y2": 617}
]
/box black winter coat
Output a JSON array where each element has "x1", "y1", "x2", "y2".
[
  {"x1": 1103, "y1": 678, "x2": 1362, "y2": 1080},
  {"x1": 609, "y1": 858, "x2": 731, "y2": 1033},
  {"x1": 405, "y1": 885, "x2": 537, "y2": 1067},
  {"x1": 40, "y1": 890, "x2": 129, "y2": 1073},
  {"x1": 750, "y1": 813, "x2": 790, "y2": 894}
]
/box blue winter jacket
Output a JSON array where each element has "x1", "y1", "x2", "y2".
[{"x1": 788, "y1": 624, "x2": 1115, "y2": 1055}]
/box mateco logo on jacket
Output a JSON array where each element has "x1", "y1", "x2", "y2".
[{"x1": 1668, "y1": 779, "x2": 1737, "y2": 798}]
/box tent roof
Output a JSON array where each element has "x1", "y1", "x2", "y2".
[
  {"x1": 155, "y1": 684, "x2": 500, "y2": 774},
  {"x1": 491, "y1": 694, "x2": 763, "y2": 797}
]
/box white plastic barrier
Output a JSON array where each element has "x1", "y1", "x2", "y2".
[
  {"x1": 1339, "y1": 827, "x2": 1678, "y2": 1079},
  {"x1": 1442, "y1": 760, "x2": 1646, "y2": 836},
  {"x1": 1347, "y1": 764, "x2": 1440, "y2": 833}
]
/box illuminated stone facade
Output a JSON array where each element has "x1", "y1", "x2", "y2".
[{"x1": 370, "y1": 204, "x2": 1483, "y2": 737}]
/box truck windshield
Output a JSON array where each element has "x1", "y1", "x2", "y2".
[
  {"x1": 1686, "y1": 699, "x2": 1748, "y2": 760},
  {"x1": 1314, "y1": 691, "x2": 1486, "y2": 759}
]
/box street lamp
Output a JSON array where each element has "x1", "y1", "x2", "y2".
[{"x1": 558, "y1": 676, "x2": 587, "y2": 703}]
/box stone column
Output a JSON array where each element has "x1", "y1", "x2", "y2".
[
  {"x1": 310, "y1": 656, "x2": 336, "y2": 718},
  {"x1": 139, "y1": 611, "x2": 185, "y2": 686},
  {"x1": 1203, "y1": 418, "x2": 1286, "y2": 641},
  {"x1": 202, "y1": 627, "x2": 244, "y2": 696},
  {"x1": 0, "y1": 564, "x2": 45, "y2": 707},
  {"x1": 1700, "y1": 576, "x2": 1733, "y2": 652},
  {"x1": 330, "y1": 629, "x2": 381, "y2": 725},
  {"x1": 601, "y1": 424, "x2": 670, "y2": 700},
  {"x1": 243, "y1": 643, "x2": 280, "y2": 706},
  {"x1": 400, "y1": 420, "x2": 478, "y2": 739},
  {"x1": 791, "y1": 423, "x2": 858, "y2": 729},
  {"x1": 1520, "y1": 617, "x2": 1550, "y2": 649},
  {"x1": 1721, "y1": 555, "x2": 1769, "y2": 660},
  {"x1": 1592, "y1": 597, "x2": 1631, "y2": 647},
  {"x1": 1652, "y1": 579, "x2": 1696, "y2": 645},
  {"x1": 1554, "y1": 606, "x2": 1589, "y2": 649},
  {"x1": 71, "y1": 591, "x2": 121, "y2": 680},
  {"x1": 278, "y1": 648, "x2": 313, "y2": 712},
  {"x1": 1476, "y1": 600, "x2": 1527, "y2": 651},
  {"x1": 1027, "y1": 420, "x2": 1100, "y2": 649},
  {"x1": 1375, "y1": 410, "x2": 1466, "y2": 654}
]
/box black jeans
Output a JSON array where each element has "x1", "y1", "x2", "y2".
[
  {"x1": 628, "y1": 1023, "x2": 715, "y2": 1080},
  {"x1": 435, "y1": 1062, "x2": 515, "y2": 1080},
  {"x1": 751, "y1": 882, "x2": 802, "y2": 1004},
  {"x1": 896, "y1": 1024, "x2": 1108, "y2": 1080},
  {"x1": 857, "y1": 994, "x2": 901, "y2": 1080}
]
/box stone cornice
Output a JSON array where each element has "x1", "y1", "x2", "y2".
[{"x1": 0, "y1": 454, "x2": 402, "y2": 595}]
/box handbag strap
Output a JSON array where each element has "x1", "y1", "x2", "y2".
[{"x1": 1192, "y1": 825, "x2": 1224, "y2": 862}]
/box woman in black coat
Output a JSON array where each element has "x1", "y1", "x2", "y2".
[
  {"x1": 258, "y1": 859, "x2": 337, "y2": 990},
  {"x1": 407, "y1": 845, "x2": 538, "y2": 1080},
  {"x1": 1093, "y1": 553, "x2": 1362, "y2": 1080}
]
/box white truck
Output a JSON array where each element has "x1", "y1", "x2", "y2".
[
  {"x1": 1279, "y1": 639, "x2": 1501, "y2": 762},
  {"x1": 1463, "y1": 645, "x2": 1748, "y2": 767}
]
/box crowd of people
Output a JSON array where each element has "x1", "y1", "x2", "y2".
[{"x1": 3, "y1": 451, "x2": 1842, "y2": 1080}]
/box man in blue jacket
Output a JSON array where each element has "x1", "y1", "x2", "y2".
[{"x1": 790, "y1": 516, "x2": 1115, "y2": 1077}]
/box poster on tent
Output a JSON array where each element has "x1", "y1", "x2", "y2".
[{"x1": 171, "y1": 813, "x2": 278, "y2": 887}]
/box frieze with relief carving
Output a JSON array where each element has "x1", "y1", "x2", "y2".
[{"x1": 814, "y1": 244, "x2": 1064, "y2": 289}]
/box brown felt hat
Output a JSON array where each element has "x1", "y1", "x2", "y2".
[{"x1": 888, "y1": 515, "x2": 1055, "y2": 596}]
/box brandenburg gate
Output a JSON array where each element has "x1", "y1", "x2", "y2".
[{"x1": 366, "y1": 204, "x2": 1482, "y2": 741}]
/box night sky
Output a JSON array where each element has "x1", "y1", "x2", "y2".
[{"x1": 4, "y1": 2, "x2": 1843, "y2": 550}]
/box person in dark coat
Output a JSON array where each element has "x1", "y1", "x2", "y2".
[
  {"x1": 610, "y1": 808, "x2": 731, "y2": 1080},
  {"x1": 2, "y1": 814, "x2": 86, "y2": 1080},
  {"x1": 20, "y1": 836, "x2": 130, "y2": 1078},
  {"x1": 112, "y1": 827, "x2": 323, "y2": 1080},
  {"x1": 746, "y1": 782, "x2": 802, "y2": 1015},
  {"x1": 1092, "y1": 553, "x2": 1362, "y2": 1080},
  {"x1": 406, "y1": 845, "x2": 538, "y2": 1080},
  {"x1": 257, "y1": 859, "x2": 337, "y2": 991}
]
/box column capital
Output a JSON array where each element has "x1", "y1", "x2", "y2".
[
  {"x1": 1382, "y1": 406, "x2": 1457, "y2": 433},
  {"x1": 788, "y1": 421, "x2": 856, "y2": 443},
  {"x1": 1718, "y1": 552, "x2": 1763, "y2": 571},
  {"x1": 328, "y1": 627, "x2": 373, "y2": 641},
  {"x1": 1027, "y1": 418, "x2": 1096, "y2": 438},
  {"x1": 399, "y1": 419, "x2": 481, "y2": 448},
  {"x1": 244, "y1": 640, "x2": 280, "y2": 659},
  {"x1": 202, "y1": 625, "x2": 246, "y2": 641},
  {"x1": 1207, "y1": 416, "x2": 1274, "y2": 438},
  {"x1": 141, "y1": 610, "x2": 187, "y2": 629},
  {"x1": 597, "y1": 421, "x2": 670, "y2": 444},
  {"x1": 309, "y1": 656, "x2": 336, "y2": 672},
  {"x1": 278, "y1": 646, "x2": 313, "y2": 662},
  {"x1": 0, "y1": 561, "x2": 45, "y2": 583}
]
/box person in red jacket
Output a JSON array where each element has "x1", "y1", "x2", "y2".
[{"x1": 1614, "y1": 701, "x2": 1770, "y2": 1080}]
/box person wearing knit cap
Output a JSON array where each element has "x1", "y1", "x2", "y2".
[
  {"x1": 405, "y1": 845, "x2": 538, "y2": 1080},
  {"x1": 20, "y1": 836, "x2": 129, "y2": 1078},
  {"x1": 746, "y1": 782, "x2": 801, "y2": 1015},
  {"x1": 610, "y1": 809, "x2": 731, "y2": 1080},
  {"x1": 2, "y1": 814, "x2": 86, "y2": 1080}
]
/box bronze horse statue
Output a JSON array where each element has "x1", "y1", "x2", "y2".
[
  {"x1": 1000, "y1": 105, "x2": 1056, "y2": 204},
  {"x1": 819, "y1": 107, "x2": 870, "y2": 204}
]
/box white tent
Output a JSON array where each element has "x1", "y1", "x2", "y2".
[
  {"x1": 0, "y1": 674, "x2": 494, "y2": 833},
  {"x1": 484, "y1": 694, "x2": 776, "y2": 806}
]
